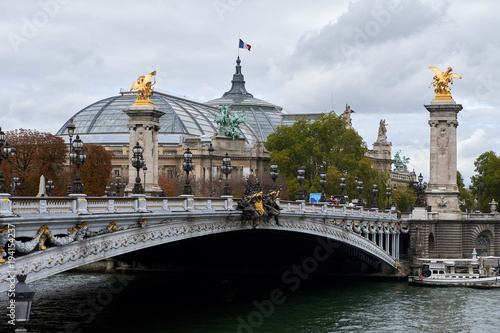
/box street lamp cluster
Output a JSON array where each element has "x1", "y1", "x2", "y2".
[
  {"x1": 221, "y1": 153, "x2": 233, "y2": 196},
  {"x1": 0, "y1": 128, "x2": 16, "y2": 193}
]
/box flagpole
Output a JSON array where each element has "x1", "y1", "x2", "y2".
[{"x1": 237, "y1": 34, "x2": 240, "y2": 57}]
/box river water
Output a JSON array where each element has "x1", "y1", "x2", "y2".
[{"x1": 1, "y1": 270, "x2": 499, "y2": 333}]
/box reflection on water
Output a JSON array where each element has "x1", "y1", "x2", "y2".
[{"x1": 1, "y1": 271, "x2": 499, "y2": 333}]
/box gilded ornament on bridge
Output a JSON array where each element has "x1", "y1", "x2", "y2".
[
  {"x1": 429, "y1": 67, "x2": 461, "y2": 101},
  {"x1": 130, "y1": 71, "x2": 157, "y2": 106}
]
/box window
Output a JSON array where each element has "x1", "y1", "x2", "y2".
[{"x1": 476, "y1": 234, "x2": 489, "y2": 256}]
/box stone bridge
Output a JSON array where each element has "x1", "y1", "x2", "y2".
[{"x1": 0, "y1": 194, "x2": 410, "y2": 292}]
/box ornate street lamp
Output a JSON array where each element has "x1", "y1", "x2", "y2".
[
  {"x1": 66, "y1": 118, "x2": 76, "y2": 195},
  {"x1": 356, "y1": 178, "x2": 363, "y2": 207},
  {"x1": 319, "y1": 169, "x2": 326, "y2": 202},
  {"x1": 385, "y1": 185, "x2": 392, "y2": 210},
  {"x1": 392, "y1": 184, "x2": 398, "y2": 211},
  {"x1": 221, "y1": 153, "x2": 233, "y2": 196},
  {"x1": 339, "y1": 174, "x2": 346, "y2": 205},
  {"x1": 0, "y1": 130, "x2": 14, "y2": 194},
  {"x1": 70, "y1": 135, "x2": 86, "y2": 194},
  {"x1": 6, "y1": 143, "x2": 17, "y2": 195},
  {"x1": 12, "y1": 174, "x2": 20, "y2": 196},
  {"x1": 297, "y1": 164, "x2": 306, "y2": 201},
  {"x1": 413, "y1": 173, "x2": 427, "y2": 208},
  {"x1": 372, "y1": 183, "x2": 379, "y2": 209},
  {"x1": 9, "y1": 274, "x2": 35, "y2": 329},
  {"x1": 208, "y1": 143, "x2": 214, "y2": 197},
  {"x1": 105, "y1": 184, "x2": 111, "y2": 196},
  {"x1": 270, "y1": 161, "x2": 279, "y2": 191},
  {"x1": 182, "y1": 147, "x2": 194, "y2": 195},
  {"x1": 142, "y1": 164, "x2": 148, "y2": 191},
  {"x1": 45, "y1": 178, "x2": 54, "y2": 196},
  {"x1": 114, "y1": 173, "x2": 124, "y2": 196},
  {"x1": 131, "y1": 142, "x2": 145, "y2": 194}
]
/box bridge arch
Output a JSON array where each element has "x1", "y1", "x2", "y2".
[{"x1": 0, "y1": 212, "x2": 404, "y2": 292}]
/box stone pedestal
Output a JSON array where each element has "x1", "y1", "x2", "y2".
[
  {"x1": 425, "y1": 100, "x2": 462, "y2": 213},
  {"x1": 124, "y1": 105, "x2": 165, "y2": 197}
]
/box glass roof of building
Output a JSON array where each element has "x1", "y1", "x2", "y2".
[{"x1": 56, "y1": 91, "x2": 260, "y2": 145}]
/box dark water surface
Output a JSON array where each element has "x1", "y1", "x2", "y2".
[{"x1": 1, "y1": 270, "x2": 499, "y2": 333}]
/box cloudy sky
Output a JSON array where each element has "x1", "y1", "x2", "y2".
[{"x1": 1, "y1": 0, "x2": 498, "y2": 185}]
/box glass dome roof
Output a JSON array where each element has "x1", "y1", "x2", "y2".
[
  {"x1": 205, "y1": 57, "x2": 285, "y2": 142},
  {"x1": 56, "y1": 91, "x2": 259, "y2": 145}
]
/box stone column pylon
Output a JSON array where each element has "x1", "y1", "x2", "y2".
[
  {"x1": 124, "y1": 104, "x2": 165, "y2": 196},
  {"x1": 425, "y1": 100, "x2": 462, "y2": 213}
]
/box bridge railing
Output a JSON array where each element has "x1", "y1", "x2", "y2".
[
  {"x1": 279, "y1": 200, "x2": 398, "y2": 219},
  {"x1": 0, "y1": 194, "x2": 400, "y2": 220}
]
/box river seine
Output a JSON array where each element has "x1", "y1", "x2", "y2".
[{"x1": 1, "y1": 270, "x2": 499, "y2": 333}]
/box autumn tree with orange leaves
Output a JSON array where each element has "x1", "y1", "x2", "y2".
[
  {"x1": 78, "y1": 144, "x2": 113, "y2": 196},
  {"x1": 5, "y1": 129, "x2": 67, "y2": 196}
]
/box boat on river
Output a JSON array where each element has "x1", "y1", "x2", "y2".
[{"x1": 409, "y1": 249, "x2": 500, "y2": 287}]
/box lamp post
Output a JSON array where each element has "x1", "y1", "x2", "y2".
[
  {"x1": 0, "y1": 129, "x2": 13, "y2": 194},
  {"x1": 297, "y1": 164, "x2": 306, "y2": 201},
  {"x1": 372, "y1": 183, "x2": 378, "y2": 209},
  {"x1": 182, "y1": 147, "x2": 194, "y2": 195},
  {"x1": 9, "y1": 274, "x2": 35, "y2": 332},
  {"x1": 356, "y1": 178, "x2": 363, "y2": 207},
  {"x1": 339, "y1": 174, "x2": 346, "y2": 205},
  {"x1": 385, "y1": 185, "x2": 392, "y2": 210},
  {"x1": 70, "y1": 135, "x2": 86, "y2": 194},
  {"x1": 114, "y1": 173, "x2": 124, "y2": 196},
  {"x1": 413, "y1": 173, "x2": 427, "y2": 207},
  {"x1": 142, "y1": 164, "x2": 147, "y2": 192},
  {"x1": 105, "y1": 184, "x2": 111, "y2": 196},
  {"x1": 221, "y1": 153, "x2": 232, "y2": 196},
  {"x1": 66, "y1": 118, "x2": 76, "y2": 195},
  {"x1": 319, "y1": 169, "x2": 326, "y2": 202},
  {"x1": 131, "y1": 142, "x2": 145, "y2": 194},
  {"x1": 45, "y1": 178, "x2": 54, "y2": 196},
  {"x1": 208, "y1": 143, "x2": 214, "y2": 197},
  {"x1": 6, "y1": 143, "x2": 17, "y2": 194},
  {"x1": 392, "y1": 184, "x2": 398, "y2": 211},
  {"x1": 270, "y1": 161, "x2": 279, "y2": 191},
  {"x1": 12, "y1": 174, "x2": 20, "y2": 196}
]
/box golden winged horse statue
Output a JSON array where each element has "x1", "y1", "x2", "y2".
[
  {"x1": 130, "y1": 71, "x2": 156, "y2": 106},
  {"x1": 429, "y1": 67, "x2": 461, "y2": 101}
]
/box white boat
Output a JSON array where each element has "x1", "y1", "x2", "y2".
[{"x1": 409, "y1": 249, "x2": 500, "y2": 287}]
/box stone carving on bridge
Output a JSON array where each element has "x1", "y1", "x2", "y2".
[
  {"x1": 237, "y1": 177, "x2": 281, "y2": 227},
  {"x1": 0, "y1": 220, "x2": 146, "y2": 261},
  {"x1": 214, "y1": 104, "x2": 248, "y2": 140}
]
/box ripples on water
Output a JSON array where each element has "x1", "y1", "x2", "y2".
[{"x1": 1, "y1": 271, "x2": 499, "y2": 333}]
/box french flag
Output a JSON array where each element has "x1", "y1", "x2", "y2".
[{"x1": 239, "y1": 39, "x2": 251, "y2": 51}]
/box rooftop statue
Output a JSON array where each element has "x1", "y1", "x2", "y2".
[
  {"x1": 342, "y1": 104, "x2": 354, "y2": 129},
  {"x1": 130, "y1": 71, "x2": 156, "y2": 106},
  {"x1": 377, "y1": 119, "x2": 388, "y2": 142},
  {"x1": 429, "y1": 67, "x2": 461, "y2": 101},
  {"x1": 214, "y1": 104, "x2": 247, "y2": 140},
  {"x1": 393, "y1": 150, "x2": 410, "y2": 172}
]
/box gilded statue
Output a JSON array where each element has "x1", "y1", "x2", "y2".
[
  {"x1": 130, "y1": 71, "x2": 156, "y2": 106},
  {"x1": 429, "y1": 67, "x2": 461, "y2": 101}
]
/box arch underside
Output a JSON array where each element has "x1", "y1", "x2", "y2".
[{"x1": 0, "y1": 218, "x2": 399, "y2": 292}]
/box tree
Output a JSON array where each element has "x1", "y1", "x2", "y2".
[
  {"x1": 265, "y1": 112, "x2": 383, "y2": 204},
  {"x1": 457, "y1": 170, "x2": 472, "y2": 212},
  {"x1": 79, "y1": 144, "x2": 113, "y2": 196},
  {"x1": 5, "y1": 129, "x2": 67, "y2": 196},
  {"x1": 470, "y1": 151, "x2": 500, "y2": 212}
]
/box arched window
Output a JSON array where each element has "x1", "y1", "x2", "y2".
[{"x1": 476, "y1": 234, "x2": 489, "y2": 256}]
